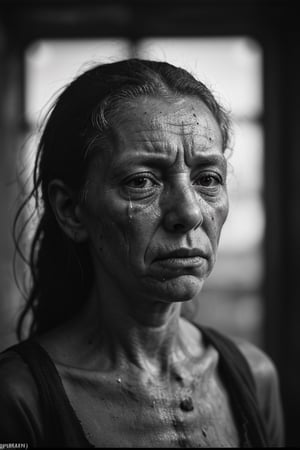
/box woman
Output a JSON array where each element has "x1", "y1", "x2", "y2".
[{"x1": 0, "y1": 59, "x2": 284, "y2": 447}]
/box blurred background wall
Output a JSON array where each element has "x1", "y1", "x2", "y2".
[{"x1": 0, "y1": 0, "x2": 299, "y2": 446}]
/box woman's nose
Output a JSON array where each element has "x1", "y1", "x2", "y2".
[{"x1": 162, "y1": 179, "x2": 204, "y2": 233}]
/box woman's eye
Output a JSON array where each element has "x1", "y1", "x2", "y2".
[
  {"x1": 125, "y1": 176, "x2": 156, "y2": 189},
  {"x1": 194, "y1": 174, "x2": 221, "y2": 187}
]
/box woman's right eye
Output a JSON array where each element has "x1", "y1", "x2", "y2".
[{"x1": 125, "y1": 175, "x2": 157, "y2": 189}]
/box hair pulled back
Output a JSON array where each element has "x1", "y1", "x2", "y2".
[{"x1": 14, "y1": 58, "x2": 231, "y2": 339}]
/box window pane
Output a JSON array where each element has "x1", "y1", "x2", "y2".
[
  {"x1": 223, "y1": 121, "x2": 264, "y2": 253},
  {"x1": 25, "y1": 39, "x2": 131, "y2": 126},
  {"x1": 137, "y1": 37, "x2": 262, "y2": 118}
]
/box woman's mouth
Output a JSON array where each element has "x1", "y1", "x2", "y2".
[
  {"x1": 155, "y1": 256, "x2": 205, "y2": 269},
  {"x1": 153, "y1": 248, "x2": 208, "y2": 270}
]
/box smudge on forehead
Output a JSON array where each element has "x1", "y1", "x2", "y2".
[{"x1": 109, "y1": 95, "x2": 223, "y2": 160}]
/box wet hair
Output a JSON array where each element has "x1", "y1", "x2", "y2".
[{"x1": 14, "y1": 58, "x2": 232, "y2": 339}]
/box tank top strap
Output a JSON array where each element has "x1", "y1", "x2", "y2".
[
  {"x1": 7, "y1": 340, "x2": 92, "y2": 447},
  {"x1": 199, "y1": 325, "x2": 269, "y2": 447}
]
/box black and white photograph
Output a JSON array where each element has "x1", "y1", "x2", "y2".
[{"x1": 0, "y1": 1, "x2": 297, "y2": 447}]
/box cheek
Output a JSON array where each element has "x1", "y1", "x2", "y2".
[
  {"x1": 89, "y1": 209, "x2": 131, "y2": 260},
  {"x1": 121, "y1": 201, "x2": 161, "y2": 263},
  {"x1": 128, "y1": 201, "x2": 161, "y2": 232},
  {"x1": 215, "y1": 197, "x2": 229, "y2": 227},
  {"x1": 87, "y1": 195, "x2": 160, "y2": 265},
  {"x1": 206, "y1": 196, "x2": 229, "y2": 247}
]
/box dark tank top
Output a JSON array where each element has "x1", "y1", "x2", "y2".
[{"x1": 5, "y1": 326, "x2": 269, "y2": 448}]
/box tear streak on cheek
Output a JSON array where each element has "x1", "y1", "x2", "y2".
[{"x1": 125, "y1": 201, "x2": 161, "y2": 222}]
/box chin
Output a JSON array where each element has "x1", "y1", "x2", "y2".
[{"x1": 152, "y1": 275, "x2": 205, "y2": 303}]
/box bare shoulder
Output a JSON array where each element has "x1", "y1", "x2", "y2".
[{"x1": 231, "y1": 336, "x2": 285, "y2": 447}]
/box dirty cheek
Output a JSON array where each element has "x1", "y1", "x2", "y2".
[
  {"x1": 208, "y1": 196, "x2": 229, "y2": 248},
  {"x1": 85, "y1": 196, "x2": 131, "y2": 263},
  {"x1": 93, "y1": 194, "x2": 160, "y2": 268},
  {"x1": 125, "y1": 199, "x2": 161, "y2": 262}
]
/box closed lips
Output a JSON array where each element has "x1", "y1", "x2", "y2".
[
  {"x1": 157, "y1": 249, "x2": 207, "y2": 259},
  {"x1": 155, "y1": 249, "x2": 207, "y2": 261}
]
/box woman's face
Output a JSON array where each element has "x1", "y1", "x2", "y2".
[{"x1": 81, "y1": 95, "x2": 228, "y2": 305}]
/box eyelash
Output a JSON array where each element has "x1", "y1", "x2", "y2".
[
  {"x1": 193, "y1": 172, "x2": 223, "y2": 188},
  {"x1": 124, "y1": 173, "x2": 159, "y2": 190},
  {"x1": 122, "y1": 171, "x2": 223, "y2": 195}
]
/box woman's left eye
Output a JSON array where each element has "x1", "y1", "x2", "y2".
[{"x1": 194, "y1": 173, "x2": 222, "y2": 187}]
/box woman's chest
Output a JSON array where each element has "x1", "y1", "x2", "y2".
[{"x1": 63, "y1": 370, "x2": 240, "y2": 447}]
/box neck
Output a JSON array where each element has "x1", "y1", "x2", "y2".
[{"x1": 79, "y1": 281, "x2": 193, "y2": 376}]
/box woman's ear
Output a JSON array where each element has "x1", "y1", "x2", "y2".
[{"x1": 48, "y1": 180, "x2": 88, "y2": 243}]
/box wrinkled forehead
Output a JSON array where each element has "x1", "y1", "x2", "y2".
[
  {"x1": 109, "y1": 95, "x2": 222, "y2": 151},
  {"x1": 84, "y1": 95, "x2": 225, "y2": 184}
]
